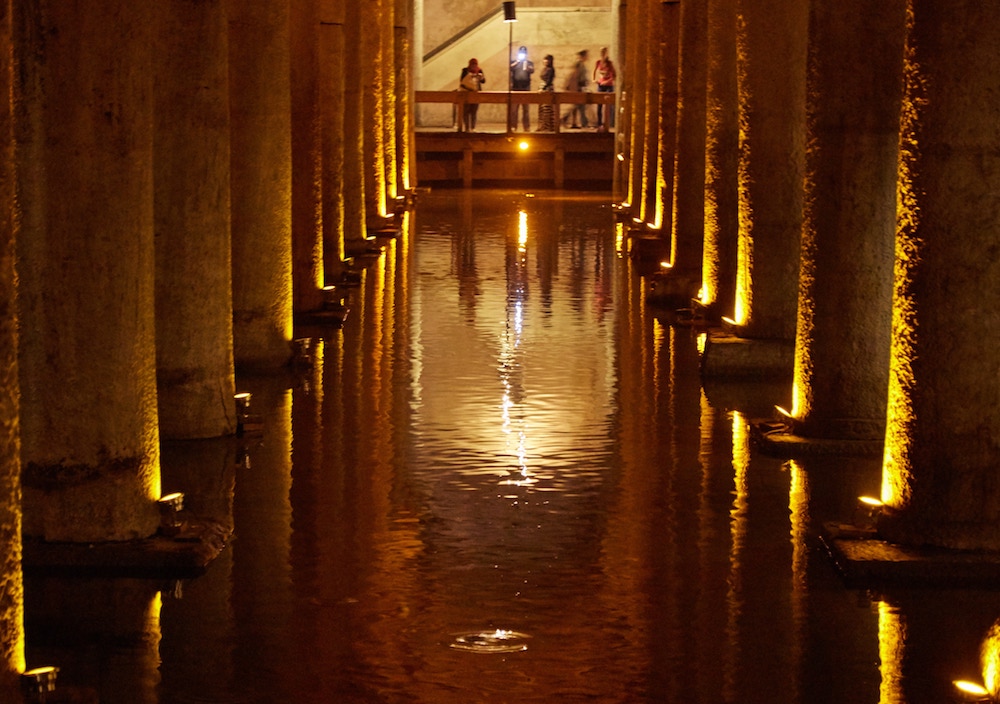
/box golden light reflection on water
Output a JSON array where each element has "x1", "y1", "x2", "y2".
[
  {"x1": 725, "y1": 411, "x2": 750, "y2": 701},
  {"x1": 878, "y1": 601, "x2": 906, "y2": 704}
]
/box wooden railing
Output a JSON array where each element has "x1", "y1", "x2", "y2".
[{"x1": 415, "y1": 90, "x2": 616, "y2": 133}]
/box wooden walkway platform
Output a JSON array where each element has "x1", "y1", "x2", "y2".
[{"x1": 415, "y1": 90, "x2": 617, "y2": 189}]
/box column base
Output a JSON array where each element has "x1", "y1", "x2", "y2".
[
  {"x1": 751, "y1": 419, "x2": 884, "y2": 458},
  {"x1": 822, "y1": 521, "x2": 1000, "y2": 588},
  {"x1": 700, "y1": 329, "x2": 794, "y2": 380},
  {"x1": 23, "y1": 517, "x2": 231, "y2": 578}
]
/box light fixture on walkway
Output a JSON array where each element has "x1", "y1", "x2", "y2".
[
  {"x1": 22, "y1": 666, "x2": 59, "y2": 702},
  {"x1": 503, "y1": 2, "x2": 516, "y2": 135}
]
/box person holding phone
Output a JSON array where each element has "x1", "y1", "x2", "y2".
[{"x1": 509, "y1": 45, "x2": 535, "y2": 131}]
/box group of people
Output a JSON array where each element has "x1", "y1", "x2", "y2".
[{"x1": 457, "y1": 46, "x2": 616, "y2": 133}]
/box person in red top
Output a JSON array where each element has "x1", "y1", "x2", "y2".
[{"x1": 593, "y1": 47, "x2": 616, "y2": 130}]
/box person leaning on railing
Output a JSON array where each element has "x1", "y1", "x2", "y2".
[{"x1": 459, "y1": 57, "x2": 485, "y2": 132}]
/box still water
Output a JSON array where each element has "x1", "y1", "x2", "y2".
[{"x1": 24, "y1": 190, "x2": 1000, "y2": 703}]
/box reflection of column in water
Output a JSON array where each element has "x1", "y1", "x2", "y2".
[
  {"x1": 26, "y1": 579, "x2": 162, "y2": 704},
  {"x1": 695, "y1": 390, "x2": 735, "y2": 701},
  {"x1": 231, "y1": 378, "x2": 294, "y2": 702}
]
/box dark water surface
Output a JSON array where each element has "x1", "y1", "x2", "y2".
[{"x1": 24, "y1": 190, "x2": 1000, "y2": 703}]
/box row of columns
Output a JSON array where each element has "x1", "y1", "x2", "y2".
[
  {"x1": 618, "y1": 0, "x2": 1000, "y2": 551},
  {"x1": 0, "y1": 0, "x2": 414, "y2": 694}
]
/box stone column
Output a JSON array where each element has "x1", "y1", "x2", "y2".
[
  {"x1": 0, "y1": 0, "x2": 24, "y2": 693},
  {"x1": 395, "y1": 0, "x2": 415, "y2": 197},
  {"x1": 779, "y1": 0, "x2": 905, "y2": 446},
  {"x1": 733, "y1": 0, "x2": 808, "y2": 340},
  {"x1": 381, "y1": 0, "x2": 397, "y2": 205},
  {"x1": 343, "y1": 0, "x2": 368, "y2": 247},
  {"x1": 664, "y1": 0, "x2": 707, "y2": 303},
  {"x1": 361, "y1": 0, "x2": 387, "y2": 226},
  {"x1": 640, "y1": 0, "x2": 664, "y2": 227},
  {"x1": 652, "y1": 1, "x2": 679, "y2": 238},
  {"x1": 229, "y1": 0, "x2": 293, "y2": 369},
  {"x1": 701, "y1": 0, "x2": 808, "y2": 378},
  {"x1": 291, "y1": 0, "x2": 324, "y2": 315},
  {"x1": 155, "y1": 0, "x2": 236, "y2": 439},
  {"x1": 700, "y1": 0, "x2": 739, "y2": 321},
  {"x1": 16, "y1": 2, "x2": 160, "y2": 541},
  {"x1": 320, "y1": 2, "x2": 346, "y2": 278},
  {"x1": 624, "y1": 0, "x2": 647, "y2": 214},
  {"x1": 878, "y1": 2, "x2": 1000, "y2": 550}
]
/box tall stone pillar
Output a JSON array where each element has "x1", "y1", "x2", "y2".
[
  {"x1": 664, "y1": 0, "x2": 707, "y2": 302},
  {"x1": 229, "y1": 0, "x2": 293, "y2": 369},
  {"x1": 624, "y1": 0, "x2": 647, "y2": 214},
  {"x1": 779, "y1": 0, "x2": 905, "y2": 446},
  {"x1": 343, "y1": 0, "x2": 368, "y2": 246},
  {"x1": 361, "y1": 0, "x2": 387, "y2": 226},
  {"x1": 640, "y1": 0, "x2": 664, "y2": 227},
  {"x1": 154, "y1": 0, "x2": 237, "y2": 439},
  {"x1": 16, "y1": 1, "x2": 161, "y2": 541},
  {"x1": 320, "y1": 2, "x2": 346, "y2": 277},
  {"x1": 701, "y1": 0, "x2": 808, "y2": 378},
  {"x1": 291, "y1": 0, "x2": 325, "y2": 314},
  {"x1": 733, "y1": 0, "x2": 808, "y2": 341},
  {"x1": 878, "y1": 2, "x2": 1000, "y2": 550},
  {"x1": 652, "y1": 1, "x2": 679, "y2": 248},
  {"x1": 0, "y1": 0, "x2": 24, "y2": 693},
  {"x1": 395, "y1": 0, "x2": 415, "y2": 196},
  {"x1": 381, "y1": 0, "x2": 397, "y2": 205},
  {"x1": 700, "y1": 0, "x2": 739, "y2": 321}
]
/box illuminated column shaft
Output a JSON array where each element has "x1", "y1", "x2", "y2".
[
  {"x1": 320, "y1": 2, "x2": 347, "y2": 276},
  {"x1": 701, "y1": 0, "x2": 739, "y2": 319},
  {"x1": 155, "y1": 0, "x2": 237, "y2": 439},
  {"x1": 625, "y1": 0, "x2": 647, "y2": 212},
  {"x1": 789, "y1": 0, "x2": 905, "y2": 439},
  {"x1": 653, "y1": 1, "x2": 678, "y2": 233},
  {"x1": 641, "y1": 0, "x2": 665, "y2": 227},
  {"x1": 291, "y1": 0, "x2": 324, "y2": 314},
  {"x1": 879, "y1": 1, "x2": 1000, "y2": 550},
  {"x1": 734, "y1": 0, "x2": 808, "y2": 340},
  {"x1": 229, "y1": 0, "x2": 293, "y2": 369},
  {"x1": 613, "y1": 1, "x2": 628, "y2": 201},
  {"x1": 361, "y1": 0, "x2": 387, "y2": 225},
  {"x1": 668, "y1": 0, "x2": 707, "y2": 289},
  {"x1": 395, "y1": 0, "x2": 415, "y2": 194},
  {"x1": 343, "y1": 0, "x2": 368, "y2": 245},
  {"x1": 0, "y1": 0, "x2": 24, "y2": 691},
  {"x1": 381, "y1": 0, "x2": 397, "y2": 202},
  {"x1": 16, "y1": 1, "x2": 160, "y2": 541}
]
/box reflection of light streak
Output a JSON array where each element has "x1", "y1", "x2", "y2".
[
  {"x1": 877, "y1": 600, "x2": 906, "y2": 702},
  {"x1": 518, "y1": 210, "x2": 528, "y2": 254},
  {"x1": 725, "y1": 411, "x2": 750, "y2": 701}
]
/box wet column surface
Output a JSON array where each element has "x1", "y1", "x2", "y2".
[
  {"x1": 16, "y1": 1, "x2": 160, "y2": 541},
  {"x1": 665, "y1": 0, "x2": 707, "y2": 302},
  {"x1": 781, "y1": 0, "x2": 905, "y2": 445},
  {"x1": 154, "y1": 0, "x2": 236, "y2": 440},
  {"x1": 0, "y1": 0, "x2": 24, "y2": 692},
  {"x1": 701, "y1": 0, "x2": 739, "y2": 321},
  {"x1": 291, "y1": 0, "x2": 325, "y2": 315},
  {"x1": 701, "y1": 0, "x2": 809, "y2": 379},
  {"x1": 229, "y1": 0, "x2": 294, "y2": 369},
  {"x1": 878, "y1": 2, "x2": 1000, "y2": 550}
]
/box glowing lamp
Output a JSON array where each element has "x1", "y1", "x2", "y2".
[
  {"x1": 235, "y1": 392, "x2": 252, "y2": 420},
  {"x1": 158, "y1": 492, "x2": 185, "y2": 535},
  {"x1": 953, "y1": 680, "x2": 992, "y2": 702},
  {"x1": 21, "y1": 666, "x2": 59, "y2": 699},
  {"x1": 518, "y1": 140, "x2": 529, "y2": 151}
]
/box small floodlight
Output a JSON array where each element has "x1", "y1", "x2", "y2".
[
  {"x1": 158, "y1": 492, "x2": 185, "y2": 535},
  {"x1": 953, "y1": 680, "x2": 992, "y2": 702},
  {"x1": 21, "y1": 666, "x2": 59, "y2": 700}
]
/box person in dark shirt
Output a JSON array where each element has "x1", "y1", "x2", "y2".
[{"x1": 509, "y1": 45, "x2": 535, "y2": 131}]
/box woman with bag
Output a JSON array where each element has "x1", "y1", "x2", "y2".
[{"x1": 459, "y1": 58, "x2": 485, "y2": 132}]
